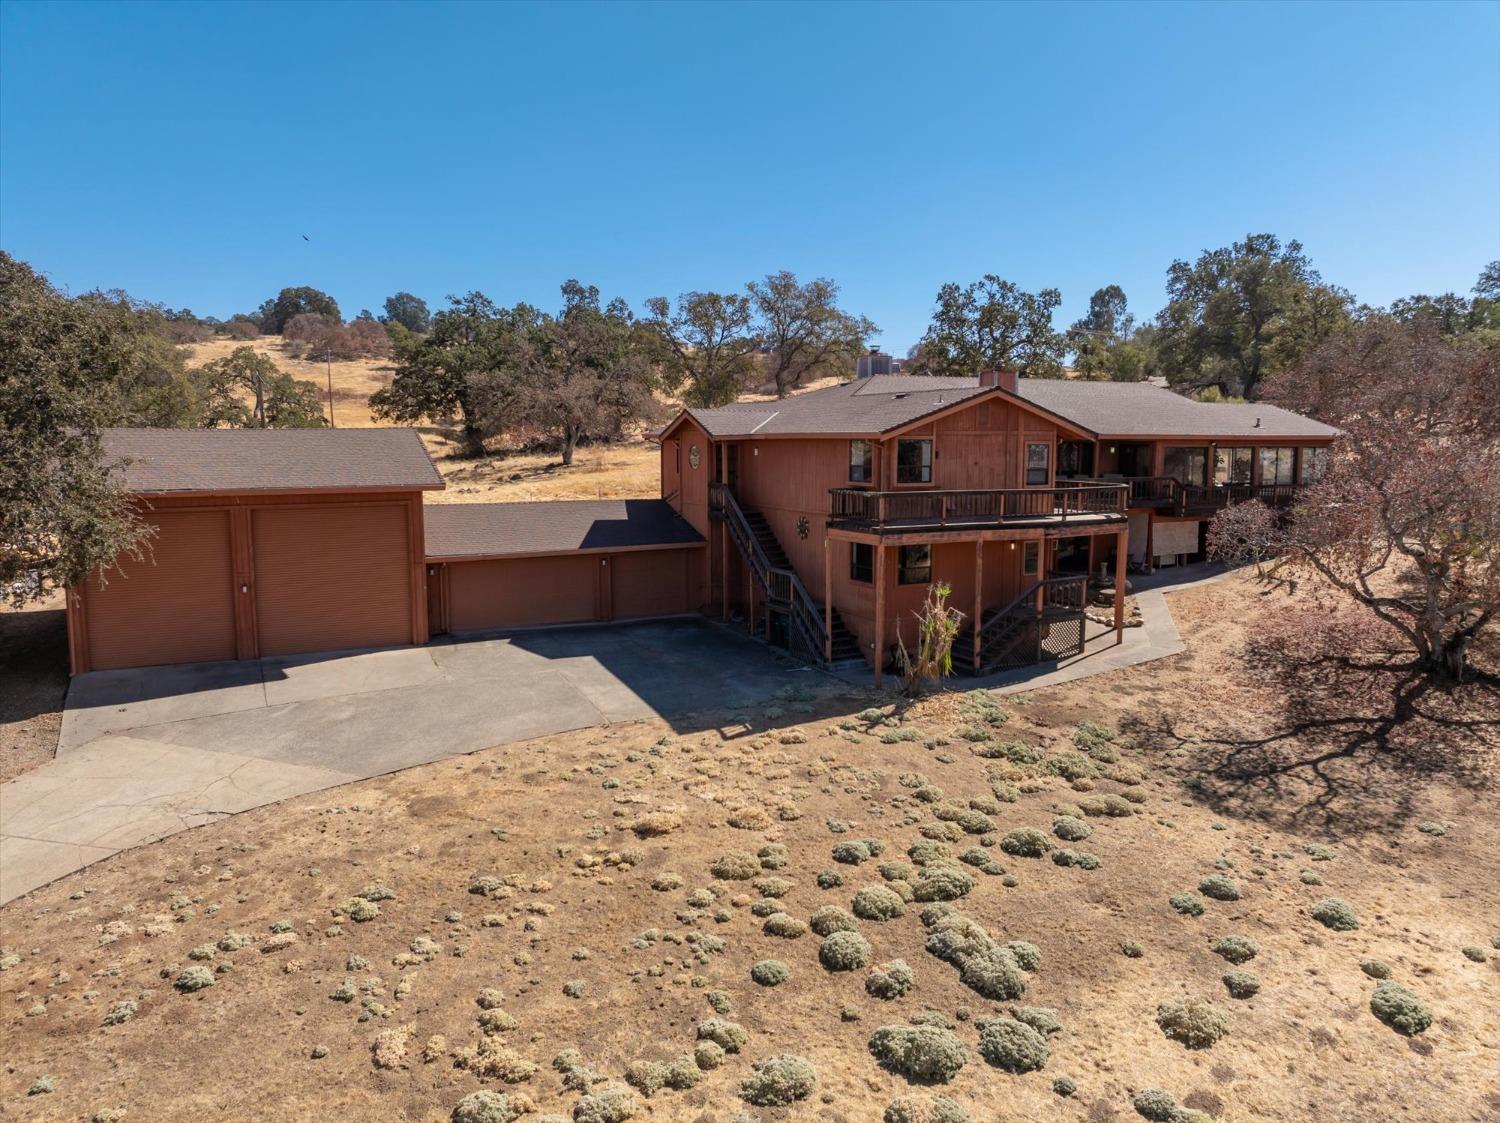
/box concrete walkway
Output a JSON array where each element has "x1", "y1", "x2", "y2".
[{"x1": 1, "y1": 619, "x2": 815, "y2": 904}]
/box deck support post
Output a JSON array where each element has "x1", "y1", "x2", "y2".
[
  {"x1": 746, "y1": 562, "x2": 754, "y2": 637},
  {"x1": 1145, "y1": 512, "x2": 1155, "y2": 575},
  {"x1": 972, "y1": 539, "x2": 983, "y2": 672},
  {"x1": 1114, "y1": 528, "x2": 1127, "y2": 643},
  {"x1": 720, "y1": 521, "x2": 729, "y2": 621},
  {"x1": 873, "y1": 543, "x2": 887, "y2": 688},
  {"x1": 823, "y1": 537, "x2": 833, "y2": 664}
]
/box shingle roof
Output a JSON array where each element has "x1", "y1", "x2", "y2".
[
  {"x1": 1013, "y1": 380, "x2": 1339, "y2": 439},
  {"x1": 685, "y1": 376, "x2": 991, "y2": 437},
  {"x1": 101, "y1": 428, "x2": 445, "y2": 493},
  {"x1": 424, "y1": 499, "x2": 704, "y2": 559}
]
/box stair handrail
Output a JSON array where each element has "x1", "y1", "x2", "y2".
[{"x1": 711, "y1": 483, "x2": 830, "y2": 662}]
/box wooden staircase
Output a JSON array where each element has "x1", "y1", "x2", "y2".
[
  {"x1": 711, "y1": 483, "x2": 862, "y2": 668},
  {"x1": 951, "y1": 575, "x2": 1089, "y2": 676}
]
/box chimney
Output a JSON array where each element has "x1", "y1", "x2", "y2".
[{"x1": 979, "y1": 367, "x2": 1019, "y2": 394}]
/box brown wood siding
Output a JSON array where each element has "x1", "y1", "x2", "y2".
[
  {"x1": 611, "y1": 549, "x2": 692, "y2": 619},
  {"x1": 84, "y1": 509, "x2": 237, "y2": 670},
  {"x1": 252, "y1": 503, "x2": 413, "y2": 656},
  {"x1": 447, "y1": 555, "x2": 602, "y2": 633}
]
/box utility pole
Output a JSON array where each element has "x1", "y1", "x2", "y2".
[{"x1": 325, "y1": 345, "x2": 336, "y2": 427}]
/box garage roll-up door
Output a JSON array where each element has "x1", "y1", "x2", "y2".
[
  {"x1": 447, "y1": 555, "x2": 602, "y2": 633},
  {"x1": 253, "y1": 504, "x2": 412, "y2": 656},
  {"x1": 86, "y1": 510, "x2": 236, "y2": 670},
  {"x1": 611, "y1": 550, "x2": 691, "y2": 619}
]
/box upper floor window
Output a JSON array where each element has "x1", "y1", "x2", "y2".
[
  {"x1": 849, "y1": 541, "x2": 873, "y2": 583},
  {"x1": 1259, "y1": 446, "x2": 1296, "y2": 486},
  {"x1": 898, "y1": 544, "x2": 931, "y2": 585},
  {"x1": 1300, "y1": 446, "x2": 1327, "y2": 482},
  {"x1": 1163, "y1": 446, "x2": 1208, "y2": 487},
  {"x1": 896, "y1": 439, "x2": 932, "y2": 484},
  {"x1": 1025, "y1": 442, "x2": 1051, "y2": 486},
  {"x1": 1214, "y1": 446, "x2": 1253, "y2": 485},
  {"x1": 848, "y1": 440, "x2": 873, "y2": 483}
]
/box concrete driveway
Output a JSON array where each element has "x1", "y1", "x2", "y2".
[{"x1": 1, "y1": 618, "x2": 823, "y2": 903}]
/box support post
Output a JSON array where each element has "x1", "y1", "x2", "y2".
[
  {"x1": 746, "y1": 563, "x2": 754, "y2": 636},
  {"x1": 972, "y1": 539, "x2": 983, "y2": 672},
  {"x1": 720, "y1": 521, "x2": 729, "y2": 621},
  {"x1": 873, "y1": 543, "x2": 887, "y2": 688},
  {"x1": 1114, "y1": 528, "x2": 1127, "y2": 642},
  {"x1": 823, "y1": 537, "x2": 833, "y2": 664},
  {"x1": 1145, "y1": 512, "x2": 1155, "y2": 575}
]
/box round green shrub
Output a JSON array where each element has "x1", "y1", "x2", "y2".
[
  {"x1": 1461, "y1": 945, "x2": 1488, "y2": 963},
  {"x1": 572, "y1": 1085, "x2": 638, "y2": 1123},
  {"x1": 740, "y1": 1054, "x2": 817, "y2": 1106},
  {"x1": 1360, "y1": 958, "x2": 1392, "y2": 979},
  {"x1": 1311, "y1": 897, "x2": 1359, "y2": 931},
  {"x1": 1000, "y1": 828, "x2": 1051, "y2": 858},
  {"x1": 762, "y1": 912, "x2": 807, "y2": 938},
  {"x1": 1222, "y1": 970, "x2": 1260, "y2": 998},
  {"x1": 1011, "y1": 1005, "x2": 1061, "y2": 1035},
  {"x1": 1053, "y1": 1075, "x2": 1077, "y2": 1097},
  {"x1": 833, "y1": 840, "x2": 873, "y2": 865},
  {"x1": 1370, "y1": 981, "x2": 1432, "y2": 1036},
  {"x1": 908, "y1": 840, "x2": 953, "y2": 867},
  {"x1": 1003, "y1": 941, "x2": 1041, "y2": 972},
  {"x1": 1121, "y1": 940, "x2": 1144, "y2": 958},
  {"x1": 1299, "y1": 869, "x2": 1323, "y2": 885},
  {"x1": 452, "y1": 1091, "x2": 520, "y2": 1123},
  {"x1": 853, "y1": 884, "x2": 908, "y2": 921},
  {"x1": 817, "y1": 869, "x2": 845, "y2": 889},
  {"x1": 913, "y1": 866, "x2": 975, "y2": 902},
  {"x1": 1133, "y1": 1088, "x2": 1179, "y2": 1121},
  {"x1": 880, "y1": 860, "x2": 918, "y2": 883},
  {"x1": 809, "y1": 905, "x2": 859, "y2": 936},
  {"x1": 866, "y1": 959, "x2": 916, "y2": 1000},
  {"x1": 751, "y1": 959, "x2": 790, "y2": 986},
  {"x1": 976, "y1": 1015, "x2": 1048, "y2": 1073},
  {"x1": 1155, "y1": 996, "x2": 1229, "y2": 1049},
  {"x1": 693, "y1": 1040, "x2": 725, "y2": 1070},
  {"x1": 174, "y1": 966, "x2": 214, "y2": 993},
  {"x1": 1077, "y1": 793, "x2": 1134, "y2": 817},
  {"x1": 1169, "y1": 893, "x2": 1205, "y2": 917},
  {"x1": 1052, "y1": 849, "x2": 1101, "y2": 869},
  {"x1": 1198, "y1": 874, "x2": 1241, "y2": 901},
  {"x1": 868, "y1": 1023, "x2": 967, "y2": 1083},
  {"x1": 883, "y1": 1095, "x2": 971, "y2": 1123},
  {"x1": 820, "y1": 930, "x2": 873, "y2": 971},
  {"x1": 696, "y1": 1018, "x2": 748, "y2": 1053},
  {"x1": 711, "y1": 851, "x2": 760, "y2": 880},
  {"x1": 1212, "y1": 935, "x2": 1258, "y2": 964},
  {"x1": 1052, "y1": 815, "x2": 1092, "y2": 841}
]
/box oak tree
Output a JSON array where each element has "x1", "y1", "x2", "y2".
[
  {"x1": 748, "y1": 272, "x2": 875, "y2": 398},
  {"x1": 916, "y1": 275, "x2": 1066, "y2": 378},
  {"x1": 642, "y1": 291, "x2": 759, "y2": 407}
]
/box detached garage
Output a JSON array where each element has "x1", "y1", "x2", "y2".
[
  {"x1": 67, "y1": 428, "x2": 443, "y2": 674},
  {"x1": 423, "y1": 499, "x2": 705, "y2": 636}
]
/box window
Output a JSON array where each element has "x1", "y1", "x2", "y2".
[
  {"x1": 1259, "y1": 446, "x2": 1296, "y2": 486},
  {"x1": 1300, "y1": 446, "x2": 1327, "y2": 482},
  {"x1": 1163, "y1": 446, "x2": 1208, "y2": 487},
  {"x1": 1025, "y1": 442, "x2": 1051, "y2": 486},
  {"x1": 1214, "y1": 446, "x2": 1253, "y2": 485},
  {"x1": 897, "y1": 545, "x2": 931, "y2": 585},
  {"x1": 896, "y1": 439, "x2": 932, "y2": 484},
  {"x1": 1022, "y1": 540, "x2": 1040, "y2": 576},
  {"x1": 848, "y1": 439, "x2": 873, "y2": 483},
  {"x1": 849, "y1": 542, "x2": 873, "y2": 583}
]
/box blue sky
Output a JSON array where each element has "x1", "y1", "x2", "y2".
[{"x1": 2, "y1": 1, "x2": 1497, "y2": 353}]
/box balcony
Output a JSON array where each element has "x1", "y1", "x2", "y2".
[
  {"x1": 1116, "y1": 477, "x2": 1302, "y2": 515},
  {"x1": 828, "y1": 483, "x2": 1128, "y2": 535}
]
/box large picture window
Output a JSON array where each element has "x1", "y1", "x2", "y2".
[
  {"x1": 848, "y1": 440, "x2": 873, "y2": 483},
  {"x1": 1259, "y1": 446, "x2": 1296, "y2": 486},
  {"x1": 1025, "y1": 442, "x2": 1051, "y2": 486},
  {"x1": 1214, "y1": 446, "x2": 1253, "y2": 485},
  {"x1": 849, "y1": 542, "x2": 873, "y2": 583},
  {"x1": 1163, "y1": 446, "x2": 1208, "y2": 487},
  {"x1": 897, "y1": 545, "x2": 931, "y2": 585},
  {"x1": 896, "y1": 439, "x2": 932, "y2": 484},
  {"x1": 1300, "y1": 446, "x2": 1327, "y2": 482}
]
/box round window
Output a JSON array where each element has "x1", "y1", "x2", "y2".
[{"x1": 688, "y1": 445, "x2": 701, "y2": 470}]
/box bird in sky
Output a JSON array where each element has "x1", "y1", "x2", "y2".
[{"x1": 301, "y1": 234, "x2": 309, "y2": 241}]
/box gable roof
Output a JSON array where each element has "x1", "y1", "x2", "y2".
[
  {"x1": 102, "y1": 427, "x2": 445, "y2": 494},
  {"x1": 1013, "y1": 380, "x2": 1340, "y2": 440},
  {"x1": 668, "y1": 377, "x2": 1006, "y2": 439},
  {"x1": 424, "y1": 499, "x2": 704, "y2": 560}
]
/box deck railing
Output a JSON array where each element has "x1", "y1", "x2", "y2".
[{"x1": 828, "y1": 484, "x2": 1128, "y2": 533}]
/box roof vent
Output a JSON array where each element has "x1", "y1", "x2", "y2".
[
  {"x1": 1254, "y1": 417, "x2": 1261, "y2": 428},
  {"x1": 893, "y1": 393, "x2": 908, "y2": 400}
]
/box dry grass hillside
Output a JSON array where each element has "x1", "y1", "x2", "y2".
[
  {"x1": 179, "y1": 339, "x2": 846, "y2": 505},
  {"x1": 2, "y1": 576, "x2": 1496, "y2": 1123}
]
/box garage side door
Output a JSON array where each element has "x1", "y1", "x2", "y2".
[
  {"x1": 253, "y1": 504, "x2": 412, "y2": 656},
  {"x1": 447, "y1": 555, "x2": 601, "y2": 633},
  {"x1": 611, "y1": 550, "x2": 691, "y2": 619},
  {"x1": 86, "y1": 509, "x2": 236, "y2": 670}
]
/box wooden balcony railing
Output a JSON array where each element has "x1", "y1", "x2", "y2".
[
  {"x1": 1178, "y1": 482, "x2": 1301, "y2": 513},
  {"x1": 828, "y1": 484, "x2": 1128, "y2": 533}
]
